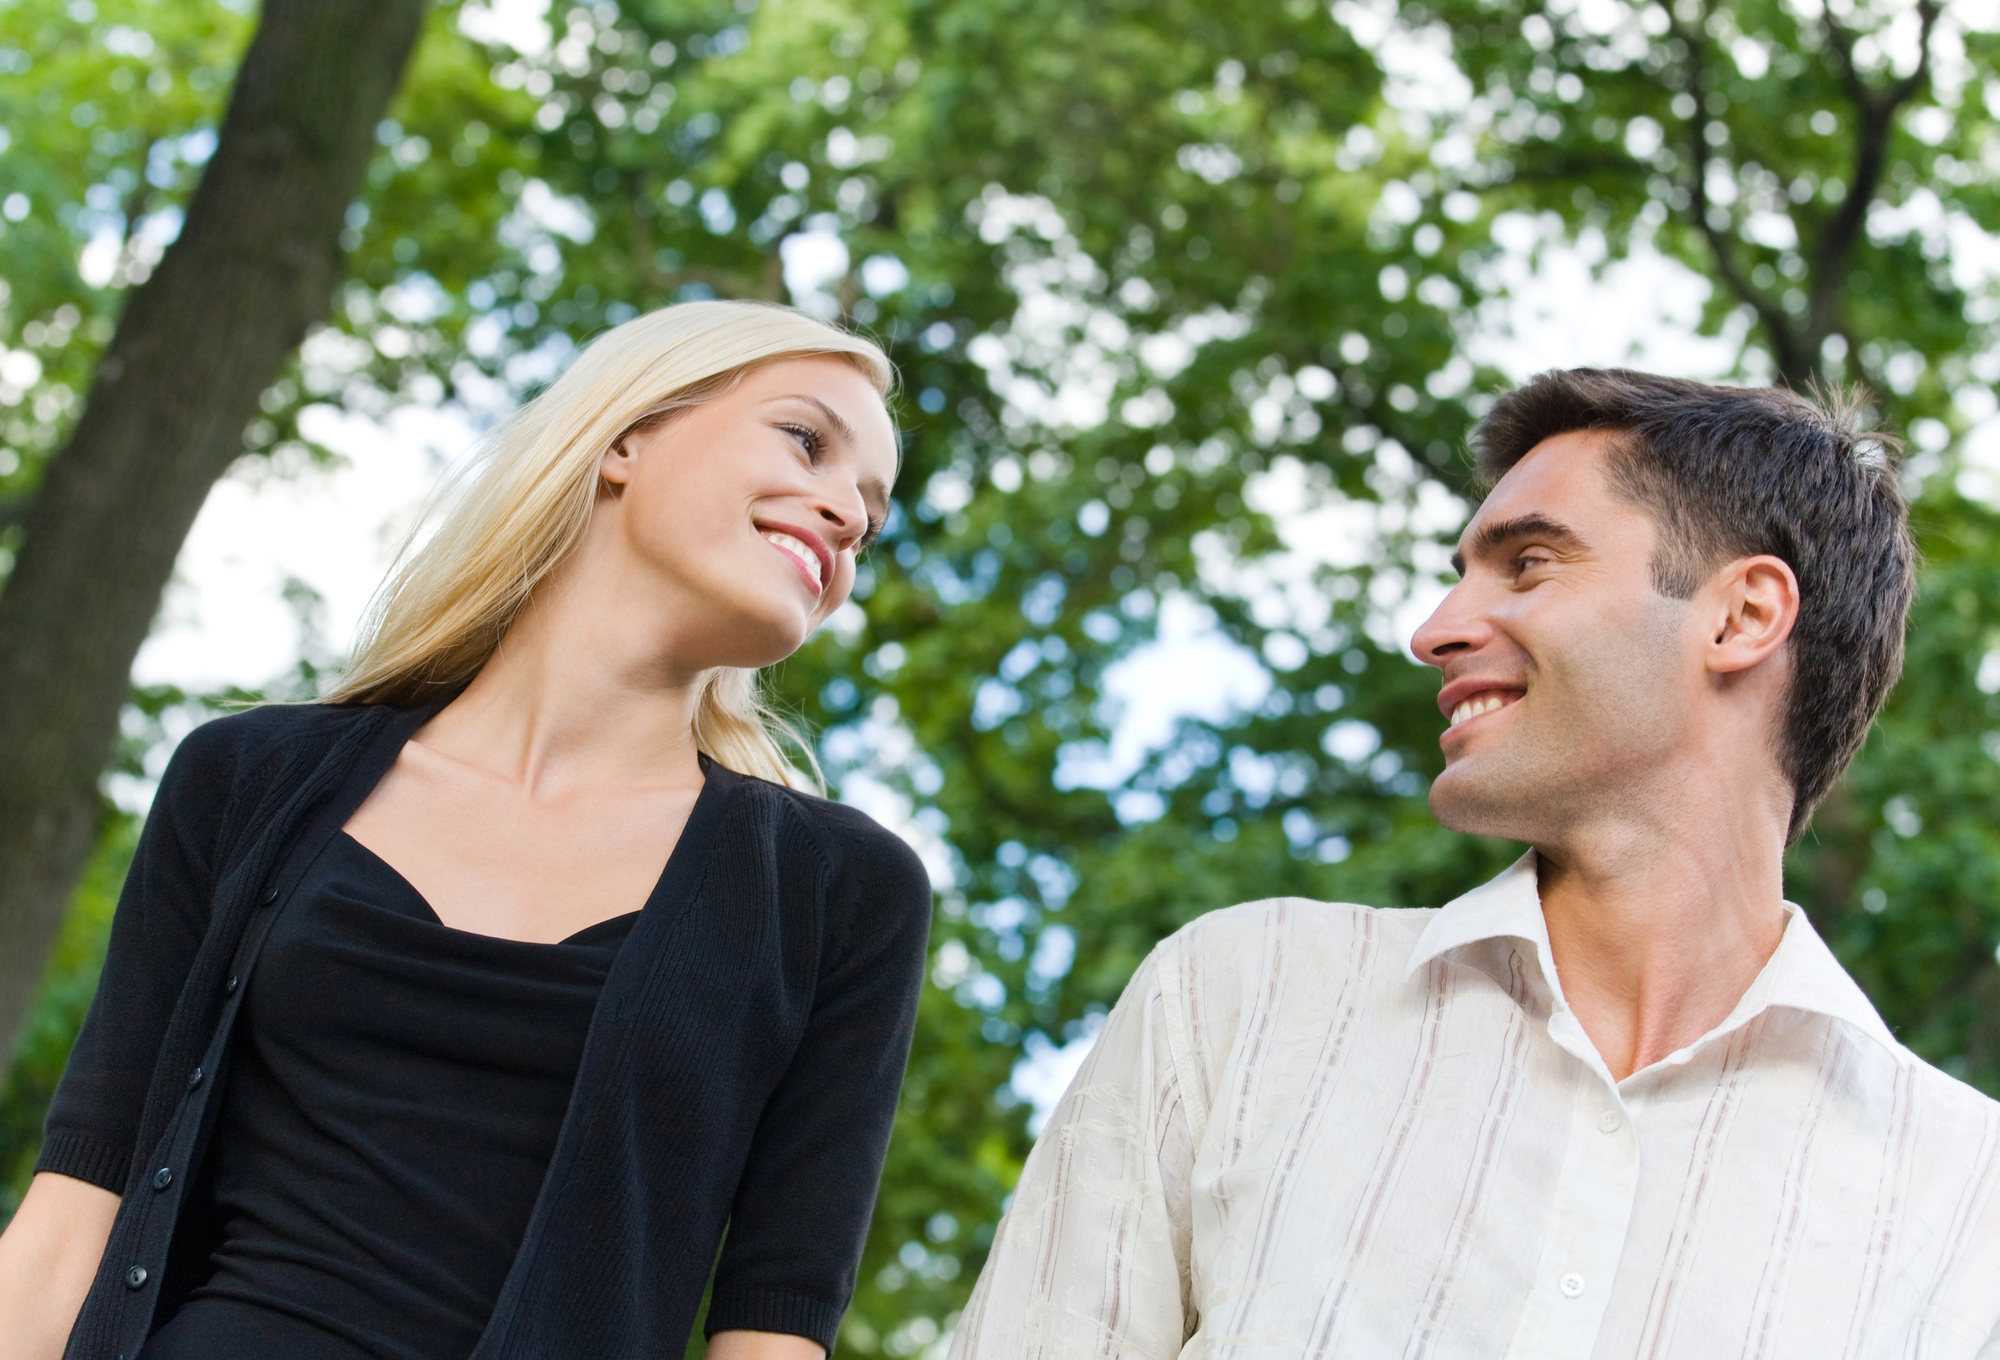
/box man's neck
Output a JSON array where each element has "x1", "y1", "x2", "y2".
[{"x1": 1534, "y1": 810, "x2": 1789, "y2": 1081}]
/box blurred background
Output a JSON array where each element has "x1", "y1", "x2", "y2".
[{"x1": 3, "y1": 0, "x2": 1999, "y2": 1352}]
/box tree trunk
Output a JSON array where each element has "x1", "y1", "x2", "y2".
[{"x1": 0, "y1": 0, "x2": 430, "y2": 1074}]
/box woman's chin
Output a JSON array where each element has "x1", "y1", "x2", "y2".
[{"x1": 702, "y1": 611, "x2": 817, "y2": 670}]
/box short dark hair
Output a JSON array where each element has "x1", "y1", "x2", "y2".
[{"x1": 1471, "y1": 368, "x2": 1914, "y2": 841}]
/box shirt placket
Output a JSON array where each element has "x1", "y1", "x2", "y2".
[{"x1": 1504, "y1": 1008, "x2": 1639, "y2": 1360}]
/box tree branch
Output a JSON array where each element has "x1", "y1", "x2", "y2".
[
  {"x1": 1667, "y1": 7, "x2": 1806, "y2": 379},
  {"x1": 1809, "y1": 0, "x2": 1941, "y2": 359}
]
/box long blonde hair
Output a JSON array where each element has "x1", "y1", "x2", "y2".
[{"x1": 325, "y1": 300, "x2": 894, "y2": 791}]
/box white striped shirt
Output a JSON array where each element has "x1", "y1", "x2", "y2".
[{"x1": 951, "y1": 854, "x2": 2000, "y2": 1359}]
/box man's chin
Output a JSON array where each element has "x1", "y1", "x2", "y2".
[{"x1": 1427, "y1": 764, "x2": 1533, "y2": 840}]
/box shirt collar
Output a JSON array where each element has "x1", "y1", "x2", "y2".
[{"x1": 1409, "y1": 851, "x2": 1904, "y2": 1067}]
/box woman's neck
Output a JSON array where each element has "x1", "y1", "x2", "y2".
[{"x1": 419, "y1": 564, "x2": 708, "y2": 797}]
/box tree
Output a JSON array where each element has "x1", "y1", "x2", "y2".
[
  {"x1": 1416, "y1": 0, "x2": 2000, "y2": 1087},
  {"x1": 0, "y1": 0, "x2": 431, "y2": 1072},
  {"x1": 4, "y1": 0, "x2": 1999, "y2": 1352}
]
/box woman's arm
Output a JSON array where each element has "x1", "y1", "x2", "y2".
[
  {"x1": 707, "y1": 1330, "x2": 824, "y2": 1360},
  {"x1": 0, "y1": 1172, "x2": 120, "y2": 1360},
  {"x1": 703, "y1": 807, "x2": 932, "y2": 1352}
]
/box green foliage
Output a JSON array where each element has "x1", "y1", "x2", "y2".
[
  {"x1": 1790, "y1": 487, "x2": 2000, "y2": 1092},
  {"x1": 5, "y1": 0, "x2": 2000, "y2": 1350},
  {"x1": 0, "y1": 0, "x2": 253, "y2": 515},
  {"x1": 1424, "y1": 0, "x2": 1997, "y2": 406}
]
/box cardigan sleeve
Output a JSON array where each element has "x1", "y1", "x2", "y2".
[
  {"x1": 36, "y1": 716, "x2": 242, "y2": 1193},
  {"x1": 705, "y1": 804, "x2": 933, "y2": 1350}
]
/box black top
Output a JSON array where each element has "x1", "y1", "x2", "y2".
[
  {"x1": 41, "y1": 701, "x2": 932, "y2": 1359},
  {"x1": 142, "y1": 831, "x2": 636, "y2": 1360}
]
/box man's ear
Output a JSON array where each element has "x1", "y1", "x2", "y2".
[{"x1": 1706, "y1": 554, "x2": 1799, "y2": 675}]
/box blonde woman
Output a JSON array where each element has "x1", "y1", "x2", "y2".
[{"x1": 0, "y1": 301, "x2": 929, "y2": 1360}]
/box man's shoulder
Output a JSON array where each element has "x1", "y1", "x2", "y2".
[
  {"x1": 1163, "y1": 895, "x2": 1437, "y2": 960},
  {"x1": 1145, "y1": 896, "x2": 1439, "y2": 1024},
  {"x1": 1899, "y1": 1043, "x2": 2000, "y2": 1127},
  {"x1": 1132, "y1": 899, "x2": 1444, "y2": 1123}
]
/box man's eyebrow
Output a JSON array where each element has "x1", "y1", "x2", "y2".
[
  {"x1": 774, "y1": 394, "x2": 860, "y2": 448},
  {"x1": 1449, "y1": 513, "x2": 1590, "y2": 576}
]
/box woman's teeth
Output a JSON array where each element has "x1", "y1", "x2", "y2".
[
  {"x1": 1449, "y1": 693, "x2": 1514, "y2": 727},
  {"x1": 764, "y1": 531, "x2": 822, "y2": 587}
]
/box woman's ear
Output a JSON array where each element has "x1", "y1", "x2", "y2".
[
  {"x1": 599, "y1": 438, "x2": 634, "y2": 493},
  {"x1": 1706, "y1": 554, "x2": 1799, "y2": 675}
]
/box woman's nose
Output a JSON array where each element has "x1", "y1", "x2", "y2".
[{"x1": 814, "y1": 486, "x2": 869, "y2": 552}]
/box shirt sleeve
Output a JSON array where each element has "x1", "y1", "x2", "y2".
[
  {"x1": 704, "y1": 812, "x2": 934, "y2": 1350},
  {"x1": 949, "y1": 947, "x2": 1197, "y2": 1360},
  {"x1": 35, "y1": 717, "x2": 239, "y2": 1193}
]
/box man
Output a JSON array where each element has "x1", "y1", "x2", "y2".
[{"x1": 949, "y1": 371, "x2": 2000, "y2": 1358}]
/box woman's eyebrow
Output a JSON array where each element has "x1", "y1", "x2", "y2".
[{"x1": 771, "y1": 394, "x2": 860, "y2": 448}]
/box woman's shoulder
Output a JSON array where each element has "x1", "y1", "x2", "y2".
[
  {"x1": 169, "y1": 701, "x2": 381, "y2": 777},
  {"x1": 717, "y1": 767, "x2": 931, "y2": 901},
  {"x1": 157, "y1": 702, "x2": 401, "y2": 818}
]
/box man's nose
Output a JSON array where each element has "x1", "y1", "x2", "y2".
[{"x1": 1410, "y1": 583, "x2": 1482, "y2": 668}]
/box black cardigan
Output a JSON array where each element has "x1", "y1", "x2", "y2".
[{"x1": 39, "y1": 700, "x2": 932, "y2": 1359}]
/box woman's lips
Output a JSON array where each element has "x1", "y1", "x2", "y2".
[{"x1": 760, "y1": 527, "x2": 827, "y2": 595}]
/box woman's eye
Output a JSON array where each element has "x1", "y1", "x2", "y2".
[{"x1": 781, "y1": 422, "x2": 824, "y2": 458}]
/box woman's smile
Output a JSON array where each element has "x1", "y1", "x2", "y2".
[{"x1": 755, "y1": 520, "x2": 832, "y2": 597}]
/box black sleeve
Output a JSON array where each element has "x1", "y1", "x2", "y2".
[
  {"x1": 35, "y1": 717, "x2": 243, "y2": 1193},
  {"x1": 705, "y1": 806, "x2": 933, "y2": 1350}
]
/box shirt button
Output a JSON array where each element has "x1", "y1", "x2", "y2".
[
  {"x1": 224, "y1": 975, "x2": 240, "y2": 996},
  {"x1": 1559, "y1": 1272, "x2": 1586, "y2": 1298},
  {"x1": 151, "y1": 1166, "x2": 172, "y2": 1191},
  {"x1": 187, "y1": 1066, "x2": 204, "y2": 1090},
  {"x1": 1597, "y1": 1110, "x2": 1622, "y2": 1133},
  {"x1": 124, "y1": 1265, "x2": 148, "y2": 1290},
  {"x1": 259, "y1": 886, "x2": 279, "y2": 906}
]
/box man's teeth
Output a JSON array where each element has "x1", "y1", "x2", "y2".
[
  {"x1": 1449, "y1": 693, "x2": 1514, "y2": 727},
  {"x1": 764, "y1": 531, "x2": 822, "y2": 586}
]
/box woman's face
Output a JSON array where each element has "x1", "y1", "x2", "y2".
[{"x1": 595, "y1": 356, "x2": 898, "y2": 671}]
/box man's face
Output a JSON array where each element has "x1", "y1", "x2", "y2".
[{"x1": 1412, "y1": 429, "x2": 1711, "y2": 842}]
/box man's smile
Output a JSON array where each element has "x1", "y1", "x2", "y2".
[
  {"x1": 1448, "y1": 689, "x2": 1521, "y2": 728},
  {"x1": 1436, "y1": 676, "x2": 1526, "y2": 733}
]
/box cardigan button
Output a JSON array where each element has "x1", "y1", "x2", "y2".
[
  {"x1": 224, "y1": 975, "x2": 240, "y2": 996},
  {"x1": 152, "y1": 1166, "x2": 173, "y2": 1191},
  {"x1": 187, "y1": 1066, "x2": 204, "y2": 1090},
  {"x1": 124, "y1": 1265, "x2": 148, "y2": 1290}
]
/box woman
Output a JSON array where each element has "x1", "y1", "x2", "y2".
[{"x1": 0, "y1": 301, "x2": 930, "y2": 1360}]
